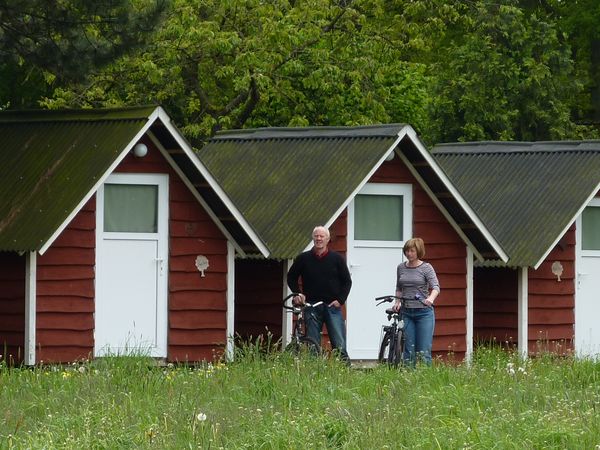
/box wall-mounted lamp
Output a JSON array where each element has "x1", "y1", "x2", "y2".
[
  {"x1": 551, "y1": 261, "x2": 563, "y2": 282},
  {"x1": 385, "y1": 151, "x2": 395, "y2": 162},
  {"x1": 133, "y1": 143, "x2": 148, "y2": 158}
]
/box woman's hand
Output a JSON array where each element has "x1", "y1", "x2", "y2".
[{"x1": 392, "y1": 299, "x2": 401, "y2": 312}]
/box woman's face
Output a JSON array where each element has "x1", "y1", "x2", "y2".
[{"x1": 405, "y1": 247, "x2": 418, "y2": 262}]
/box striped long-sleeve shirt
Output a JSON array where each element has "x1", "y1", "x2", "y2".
[{"x1": 396, "y1": 262, "x2": 440, "y2": 309}]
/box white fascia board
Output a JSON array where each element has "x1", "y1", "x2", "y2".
[
  {"x1": 404, "y1": 127, "x2": 509, "y2": 263},
  {"x1": 465, "y1": 248, "x2": 474, "y2": 365},
  {"x1": 226, "y1": 241, "x2": 235, "y2": 361},
  {"x1": 38, "y1": 107, "x2": 161, "y2": 255},
  {"x1": 396, "y1": 133, "x2": 484, "y2": 262},
  {"x1": 517, "y1": 266, "x2": 529, "y2": 358},
  {"x1": 301, "y1": 128, "x2": 408, "y2": 253},
  {"x1": 281, "y1": 260, "x2": 293, "y2": 347},
  {"x1": 155, "y1": 107, "x2": 270, "y2": 258},
  {"x1": 24, "y1": 251, "x2": 37, "y2": 366},
  {"x1": 148, "y1": 131, "x2": 247, "y2": 257},
  {"x1": 532, "y1": 180, "x2": 600, "y2": 270}
]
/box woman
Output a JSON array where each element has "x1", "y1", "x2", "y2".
[{"x1": 393, "y1": 237, "x2": 440, "y2": 366}]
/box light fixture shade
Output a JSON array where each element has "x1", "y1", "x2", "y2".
[
  {"x1": 385, "y1": 151, "x2": 395, "y2": 161},
  {"x1": 133, "y1": 143, "x2": 148, "y2": 158}
]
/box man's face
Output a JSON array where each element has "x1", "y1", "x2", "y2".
[{"x1": 313, "y1": 229, "x2": 330, "y2": 251}]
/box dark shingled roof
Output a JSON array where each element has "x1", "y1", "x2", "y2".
[
  {"x1": 432, "y1": 141, "x2": 600, "y2": 267},
  {"x1": 198, "y1": 125, "x2": 407, "y2": 259},
  {"x1": 0, "y1": 106, "x2": 156, "y2": 252}
]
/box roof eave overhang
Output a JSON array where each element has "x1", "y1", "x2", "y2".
[
  {"x1": 531, "y1": 179, "x2": 600, "y2": 269},
  {"x1": 155, "y1": 108, "x2": 270, "y2": 258},
  {"x1": 300, "y1": 126, "x2": 409, "y2": 253},
  {"x1": 401, "y1": 128, "x2": 509, "y2": 263},
  {"x1": 37, "y1": 106, "x2": 263, "y2": 258},
  {"x1": 146, "y1": 128, "x2": 247, "y2": 257},
  {"x1": 38, "y1": 107, "x2": 162, "y2": 255}
]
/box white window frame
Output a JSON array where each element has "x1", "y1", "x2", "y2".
[
  {"x1": 580, "y1": 198, "x2": 600, "y2": 256},
  {"x1": 348, "y1": 183, "x2": 413, "y2": 248}
]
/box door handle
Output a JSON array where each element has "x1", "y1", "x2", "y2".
[{"x1": 155, "y1": 257, "x2": 164, "y2": 276}]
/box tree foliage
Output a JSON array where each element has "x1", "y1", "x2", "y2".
[
  {"x1": 424, "y1": 0, "x2": 582, "y2": 142},
  {"x1": 0, "y1": 0, "x2": 168, "y2": 108},
  {"x1": 44, "y1": 0, "x2": 430, "y2": 146},
  {"x1": 4, "y1": 0, "x2": 600, "y2": 145},
  {"x1": 544, "y1": 0, "x2": 600, "y2": 123}
]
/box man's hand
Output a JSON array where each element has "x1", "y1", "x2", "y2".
[
  {"x1": 392, "y1": 299, "x2": 401, "y2": 312},
  {"x1": 292, "y1": 293, "x2": 306, "y2": 306},
  {"x1": 328, "y1": 300, "x2": 342, "y2": 308}
]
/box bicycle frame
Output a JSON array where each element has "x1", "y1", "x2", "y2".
[
  {"x1": 282, "y1": 293, "x2": 322, "y2": 352},
  {"x1": 375, "y1": 295, "x2": 405, "y2": 366}
]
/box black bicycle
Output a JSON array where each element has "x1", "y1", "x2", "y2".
[
  {"x1": 282, "y1": 293, "x2": 323, "y2": 354},
  {"x1": 376, "y1": 295, "x2": 405, "y2": 366}
]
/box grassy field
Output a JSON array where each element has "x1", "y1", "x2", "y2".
[{"x1": 1, "y1": 345, "x2": 599, "y2": 449}]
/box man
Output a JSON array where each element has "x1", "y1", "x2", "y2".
[{"x1": 286, "y1": 225, "x2": 352, "y2": 361}]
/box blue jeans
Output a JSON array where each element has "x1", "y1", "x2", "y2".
[
  {"x1": 305, "y1": 303, "x2": 349, "y2": 361},
  {"x1": 402, "y1": 307, "x2": 435, "y2": 366}
]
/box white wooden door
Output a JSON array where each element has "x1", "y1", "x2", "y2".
[
  {"x1": 576, "y1": 198, "x2": 600, "y2": 357},
  {"x1": 346, "y1": 183, "x2": 412, "y2": 360},
  {"x1": 95, "y1": 173, "x2": 169, "y2": 357}
]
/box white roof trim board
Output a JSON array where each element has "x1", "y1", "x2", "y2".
[
  {"x1": 156, "y1": 108, "x2": 270, "y2": 257},
  {"x1": 404, "y1": 128, "x2": 509, "y2": 263},
  {"x1": 532, "y1": 180, "x2": 600, "y2": 269},
  {"x1": 38, "y1": 108, "x2": 158, "y2": 255}
]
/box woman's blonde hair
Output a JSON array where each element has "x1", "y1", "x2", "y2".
[{"x1": 403, "y1": 237, "x2": 425, "y2": 259}]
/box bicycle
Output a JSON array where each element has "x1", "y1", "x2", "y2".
[
  {"x1": 282, "y1": 293, "x2": 323, "y2": 354},
  {"x1": 375, "y1": 295, "x2": 405, "y2": 366}
]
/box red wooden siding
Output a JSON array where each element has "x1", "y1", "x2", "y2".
[
  {"x1": 473, "y1": 267, "x2": 518, "y2": 348},
  {"x1": 528, "y1": 226, "x2": 575, "y2": 355},
  {"x1": 116, "y1": 140, "x2": 229, "y2": 362},
  {"x1": 36, "y1": 198, "x2": 95, "y2": 363},
  {"x1": 35, "y1": 138, "x2": 228, "y2": 363},
  {"x1": 235, "y1": 259, "x2": 284, "y2": 343},
  {"x1": 370, "y1": 156, "x2": 468, "y2": 361},
  {"x1": 329, "y1": 210, "x2": 348, "y2": 255},
  {"x1": 234, "y1": 156, "x2": 468, "y2": 360},
  {"x1": 0, "y1": 252, "x2": 25, "y2": 364}
]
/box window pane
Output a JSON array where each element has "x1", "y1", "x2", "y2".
[
  {"x1": 355, "y1": 194, "x2": 403, "y2": 241},
  {"x1": 104, "y1": 184, "x2": 158, "y2": 233},
  {"x1": 583, "y1": 206, "x2": 600, "y2": 250}
]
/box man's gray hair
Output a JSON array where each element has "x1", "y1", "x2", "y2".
[{"x1": 312, "y1": 225, "x2": 330, "y2": 239}]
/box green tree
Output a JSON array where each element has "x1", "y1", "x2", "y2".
[
  {"x1": 0, "y1": 0, "x2": 168, "y2": 108},
  {"x1": 421, "y1": 0, "x2": 586, "y2": 143},
  {"x1": 44, "y1": 0, "x2": 430, "y2": 146},
  {"x1": 23, "y1": 0, "x2": 596, "y2": 145},
  {"x1": 545, "y1": 0, "x2": 600, "y2": 124}
]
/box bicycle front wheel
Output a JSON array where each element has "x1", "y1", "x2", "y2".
[
  {"x1": 378, "y1": 330, "x2": 392, "y2": 364},
  {"x1": 391, "y1": 328, "x2": 404, "y2": 366}
]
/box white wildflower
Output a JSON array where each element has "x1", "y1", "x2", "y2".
[{"x1": 197, "y1": 412, "x2": 207, "y2": 422}]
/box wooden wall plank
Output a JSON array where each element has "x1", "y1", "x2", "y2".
[{"x1": 527, "y1": 226, "x2": 576, "y2": 355}]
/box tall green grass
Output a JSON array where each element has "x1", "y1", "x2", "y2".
[{"x1": 1, "y1": 346, "x2": 599, "y2": 449}]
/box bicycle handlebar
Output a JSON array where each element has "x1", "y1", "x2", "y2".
[
  {"x1": 375, "y1": 295, "x2": 402, "y2": 306},
  {"x1": 282, "y1": 293, "x2": 323, "y2": 311}
]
